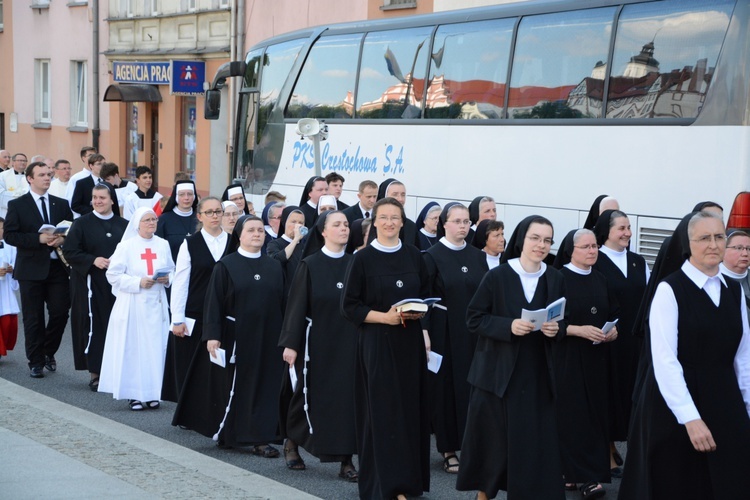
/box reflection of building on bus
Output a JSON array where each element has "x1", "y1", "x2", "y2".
[{"x1": 567, "y1": 41, "x2": 714, "y2": 119}]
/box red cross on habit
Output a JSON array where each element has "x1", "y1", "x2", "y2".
[{"x1": 141, "y1": 248, "x2": 157, "y2": 276}]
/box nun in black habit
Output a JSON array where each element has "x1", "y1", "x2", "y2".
[
  {"x1": 554, "y1": 228, "x2": 619, "y2": 498},
  {"x1": 220, "y1": 182, "x2": 250, "y2": 215},
  {"x1": 457, "y1": 215, "x2": 566, "y2": 500},
  {"x1": 63, "y1": 183, "x2": 128, "y2": 389},
  {"x1": 592, "y1": 210, "x2": 649, "y2": 454},
  {"x1": 278, "y1": 210, "x2": 359, "y2": 480},
  {"x1": 415, "y1": 201, "x2": 440, "y2": 251},
  {"x1": 161, "y1": 197, "x2": 231, "y2": 403},
  {"x1": 367, "y1": 178, "x2": 418, "y2": 246},
  {"x1": 422, "y1": 202, "x2": 488, "y2": 473},
  {"x1": 298, "y1": 176, "x2": 327, "y2": 228},
  {"x1": 466, "y1": 195, "x2": 496, "y2": 245},
  {"x1": 156, "y1": 181, "x2": 199, "y2": 262},
  {"x1": 267, "y1": 205, "x2": 306, "y2": 292},
  {"x1": 619, "y1": 211, "x2": 750, "y2": 500},
  {"x1": 341, "y1": 197, "x2": 431, "y2": 500},
  {"x1": 172, "y1": 215, "x2": 284, "y2": 455}
]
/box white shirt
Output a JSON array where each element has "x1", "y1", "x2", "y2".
[
  {"x1": 650, "y1": 260, "x2": 750, "y2": 424},
  {"x1": 358, "y1": 203, "x2": 371, "y2": 219},
  {"x1": 508, "y1": 258, "x2": 546, "y2": 303},
  {"x1": 65, "y1": 168, "x2": 91, "y2": 217},
  {"x1": 600, "y1": 244, "x2": 651, "y2": 282},
  {"x1": 30, "y1": 190, "x2": 57, "y2": 259},
  {"x1": 484, "y1": 251, "x2": 500, "y2": 270},
  {"x1": 170, "y1": 229, "x2": 228, "y2": 324}
]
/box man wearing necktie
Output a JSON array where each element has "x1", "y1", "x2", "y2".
[
  {"x1": 0, "y1": 153, "x2": 30, "y2": 218},
  {"x1": 5, "y1": 161, "x2": 73, "y2": 378}
]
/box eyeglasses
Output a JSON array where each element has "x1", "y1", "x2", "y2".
[
  {"x1": 574, "y1": 244, "x2": 598, "y2": 250},
  {"x1": 446, "y1": 219, "x2": 471, "y2": 226},
  {"x1": 14, "y1": 159, "x2": 28, "y2": 163},
  {"x1": 223, "y1": 211, "x2": 240, "y2": 218},
  {"x1": 526, "y1": 235, "x2": 554, "y2": 246},
  {"x1": 690, "y1": 234, "x2": 726, "y2": 245},
  {"x1": 200, "y1": 210, "x2": 224, "y2": 217},
  {"x1": 376, "y1": 216, "x2": 402, "y2": 222},
  {"x1": 141, "y1": 217, "x2": 158, "y2": 223},
  {"x1": 268, "y1": 215, "x2": 281, "y2": 220},
  {"x1": 727, "y1": 245, "x2": 750, "y2": 253}
]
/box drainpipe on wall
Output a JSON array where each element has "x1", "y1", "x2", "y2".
[{"x1": 92, "y1": 0, "x2": 100, "y2": 151}]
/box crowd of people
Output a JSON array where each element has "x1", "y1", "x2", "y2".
[{"x1": 0, "y1": 145, "x2": 748, "y2": 500}]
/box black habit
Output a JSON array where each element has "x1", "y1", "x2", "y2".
[
  {"x1": 423, "y1": 242, "x2": 487, "y2": 453},
  {"x1": 156, "y1": 210, "x2": 197, "y2": 262},
  {"x1": 457, "y1": 263, "x2": 566, "y2": 499},
  {"x1": 619, "y1": 271, "x2": 750, "y2": 500},
  {"x1": 172, "y1": 252, "x2": 285, "y2": 447},
  {"x1": 342, "y1": 242, "x2": 431, "y2": 499},
  {"x1": 557, "y1": 266, "x2": 618, "y2": 483},
  {"x1": 161, "y1": 231, "x2": 231, "y2": 402},
  {"x1": 278, "y1": 252, "x2": 358, "y2": 460},
  {"x1": 63, "y1": 212, "x2": 128, "y2": 374}
]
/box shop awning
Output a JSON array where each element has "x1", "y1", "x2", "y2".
[{"x1": 103, "y1": 84, "x2": 162, "y2": 103}]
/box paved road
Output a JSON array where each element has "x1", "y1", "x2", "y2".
[{"x1": 0, "y1": 321, "x2": 625, "y2": 499}]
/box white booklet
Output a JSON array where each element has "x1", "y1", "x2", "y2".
[
  {"x1": 209, "y1": 347, "x2": 226, "y2": 367},
  {"x1": 427, "y1": 351, "x2": 443, "y2": 374},
  {"x1": 171, "y1": 317, "x2": 196, "y2": 336},
  {"x1": 594, "y1": 319, "x2": 619, "y2": 345},
  {"x1": 521, "y1": 297, "x2": 566, "y2": 331}
]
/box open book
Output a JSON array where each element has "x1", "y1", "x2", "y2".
[
  {"x1": 521, "y1": 297, "x2": 566, "y2": 331},
  {"x1": 38, "y1": 221, "x2": 72, "y2": 235},
  {"x1": 392, "y1": 297, "x2": 442, "y2": 313},
  {"x1": 152, "y1": 267, "x2": 174, "y2": 280}
]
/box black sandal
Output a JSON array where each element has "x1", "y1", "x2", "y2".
[
  {"x1": 443, "y1": 453, "x2": 459, "y2": 474},
  {"x1": 129, "y1": 400, "x2": 144, "y2": 411},
  {"x1": 612, "y1": 449, "x2": 624, "y2": 466},
  {"x1": 283, "y1": 446, "x2": 306, "y2": 470},
  {"x1": 145, "y1": 400, "x2": 160, "y2": 409},
  {"x1": 250, "y1": 444, "x2": 280, "y2": 458},
  {"x1": 88, "y1": 377, "x2": 99, "y2": 392},
  {"x1": 339, "y1": 462, "x2": 359, "y2": 482},
  {"x1": 580, "y1": 481, "x2": 605, "y2": 500}
]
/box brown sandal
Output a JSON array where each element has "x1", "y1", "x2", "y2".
[{"x1": 283, "y1": 446, "x2": 306, "y2": 470}]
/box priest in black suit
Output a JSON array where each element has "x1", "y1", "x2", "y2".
[
  {"x1": 71, "y1": 153, "x2": 106, "y2": 217},
  {"x1": 4, "y1": 161, "x2": 74, "y2": 378}
]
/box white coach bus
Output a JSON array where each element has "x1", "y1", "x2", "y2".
[{"x1": 205, "y1": 0, "x2": 750, "y2": 263}]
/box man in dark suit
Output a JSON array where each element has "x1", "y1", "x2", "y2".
[
  {"x1": 71, "y1": 153, "x2": 105, "y2": 217},
  {"x1": 342, "y1": 179, "x2": 378, "y2": 225},
  {"x1": 5, "y1": 161, "x2": 73, "y2": 378}
]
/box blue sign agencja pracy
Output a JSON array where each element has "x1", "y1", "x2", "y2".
[
  {"x1": 113, "y1": 61, "x2": 171, "y2": 85},
  {"x1": 171, "y1": 60, "x2": 206, "y2": 96}
]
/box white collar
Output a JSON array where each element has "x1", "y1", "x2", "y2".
[
  {"x1": 238, "y1": 248, "x2": 261, "y2": 258},
  {"x1": 420, "y1": 227, "x2": 436, "y2": 237},
  {"x1": 564, "y1": 262, "x2": 591, "y2": 275},
  {"x1": 201, "y1": 228, "x2": 226, "y2": 243},
  {"x1": 173, "y1": 207, "x2": 193, "y2": 217},
  {"x1": 307, "y1": 200, "x2": 317, "y2": 209},
  {"x1": 720, "y1": 262, "x2": 748, "y2": 280},
  {"x1": 281, "y1": 234, "x2": 293, "y2": 243},
  {"x1": 30, "y1": 191, "x2": 48, "y2": 202},
  {"x1": 93, "y1": 211, "x2": 114, "y2": 220},
  {"x1": 683, "y1": 260, "x2": 727, "y2": 289},
  {"x1": 600, "y1": 245, "x2": 627, "y2": 257},
  {"x1": 371, "y1": 239, "x2": 402, "y2": 253},
  {"x1": 508, "y1": 257, "x2": 546, "y2": 278},
  {"x1": 358, "y1": 203, "x2": 371, "y2": 216},
  {"x1": 265, "y1": 226, "x2": 278, "y2": 238},
  {"x1": 439, "y1": 236, "x2": 466, "y2": 251},
  {"x1": 322, "y1": 246, "x2": 346, "y2": 258}
]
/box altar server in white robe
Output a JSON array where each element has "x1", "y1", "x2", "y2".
[{"x1": 98, "y1": 206, "x2": 174, "y2": 411}]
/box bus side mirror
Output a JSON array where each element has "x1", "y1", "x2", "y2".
[{"x1": 204, "y1": 89, "x2": 221, "y2": 120}]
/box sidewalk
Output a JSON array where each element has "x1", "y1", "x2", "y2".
[{"x1": 0, "y1": 378, "x2": 320, "y2": 499}]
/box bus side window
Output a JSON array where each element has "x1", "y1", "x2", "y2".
[
  {"x1": 285, "y1": 34, "x2": 363, "y2": 120},
  {"x1": 425, "y1": 18, "x2": 515, "y2": 120},
  {"x1": 355, "y1": 27, "x2": 432, "y2": 119},
  {"x1": 508, "y1": 7, "x2": 616, "y2": 119},
  {"x1": 606, "y1": 0, "x2": 734, "y2": 119}
]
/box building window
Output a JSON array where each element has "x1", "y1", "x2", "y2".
[
  {"x1": 71, "y1": 61, "x2": 88, "y2": 127},
  {"x1": 187, "y1": 0, "x2": 197, "y2": 12},
  {"x1": 120, "y1": 0, "x2": 135, "y2": 17},
  {"x1": 35, "y1": 59, "x2": 51, "y2": 124},
  {"x1": 181, "y1": 97, "x2": 197, "y2": 179},
  {"x1": 0, "y1": 0, "x2": 4, "y2": 30},
  {"x1": 32, "y1": 0, "x2": 50, "y2": 7},
  {"x1": 149, "y1": 0, "x2": 158, "y2": 15}
]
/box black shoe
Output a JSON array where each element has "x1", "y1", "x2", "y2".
[
  {"x1": 30, "y1": 366, "x2": 44, "y2": 378},
  {"x1": 44, "y1": 356, "x2": 56, "y2": 372}
]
